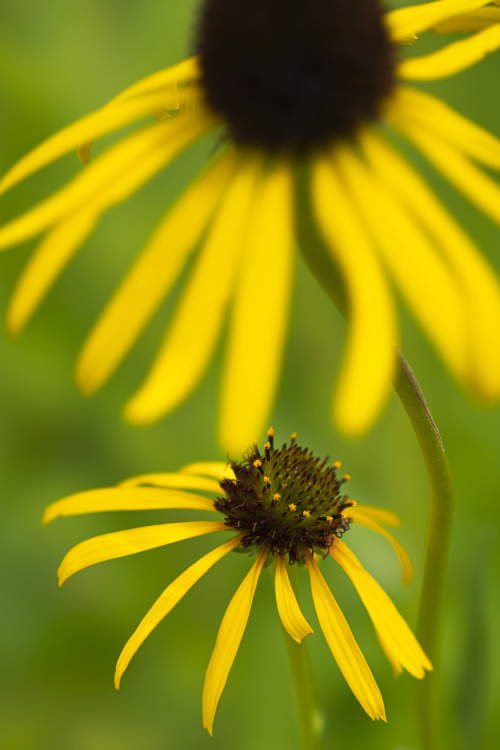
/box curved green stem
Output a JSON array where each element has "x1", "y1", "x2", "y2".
[
  {"x1": 295, "y1": 164, "x2": 455, "y2": 750},
  {"x1": 278, "y1": 564, "x2": 323, "y2": 750},
  {"x1": 393, "y1": 352, "x2": 454, "y2": 750}
]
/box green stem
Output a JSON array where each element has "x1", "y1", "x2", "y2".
[
  {"x1": 279, "y1": 564, "x2": 323, "y2": 750},
  {"x1": 295, "y1": 165, "x2": 455, "y2": 750},
  {"x1": 393, "y1": 352, "x2": 454, "y2": 750}
]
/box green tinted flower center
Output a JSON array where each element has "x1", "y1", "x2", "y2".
[{"x1": 216, "y1": 430, "x2": 353, "y2": 563}]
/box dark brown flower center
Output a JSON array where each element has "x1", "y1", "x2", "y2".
[
  {"x1": 216, "y1": 430, "x2": 353, "y2": 563},
  {"x1": 196, "y1": 0, "x2": 396, "y2": 154}
]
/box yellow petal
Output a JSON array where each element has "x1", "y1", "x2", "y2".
[
  {"x1": 124, "y1": 155, "x2": 262, "y2": 424},
  {"x1": 202, "y1": 546, "x2": 267, "y2": 736},
  {"x1": 331, "y1": 540, "x2": 432, "y2": 678},
  {"x1": 119, "y1": 473, "x2": 222, "y2": 494},
  {"x1": 218, "y1": 160, "x2": 294, "y2": 454},
  {"x1": 392, "y1": 87, "x2": 500, "y2": 171},
  {"x1": 362, "y1": 128, "x2": 500, "y2": 401},
  {"x1": 75, "y1": 150, "x2": 236, "y2": 394},
  {"x1": 351, "y1": 504, "x2": 401, "y2": 528},
  {"x1": 399, "y1": 23, "x2": 500, "y2": 80},
  {"x1": 432, "y1": 6, "x2": 500, "y2": 33},
  {"x1": 275, "y1": 554, "x2": 313, "y2": 643},
  {"x1": 115, "y1": 534, "x2": 242, "y2": 688},
  {"x1": 111, "y1": 57, "x2": 200, "y2": 105},
  {"x1": 386, "y1": 0, "x2": 490, "y2": 42},
  {"x1": 335, "y1": 144, "x2": 467, "y2": 382},
  {"x1": 348, "y1": 507, "x2": 414, "y2": 586},
  {"x1": 180, "y1": 462, "x2": 236, "y2": 481},
  {"x1": 57, "y1": 520, "x2": 227, "y2": 585},
  {"x1": 43, "y1": 487, "x2": 216, "y2": 525},
  {"x1": 0, "y1": 112, "x2": 213, "y2": 252},
  {"x1": 304, "y1": 551, "x2": 386, "y2": 721},
  {"x1": 312, "y1": 154, "x2": 397, "y2": 436},
  {"x1": 0, "y1": 89, "x2": 185, "y2": 197},
  {"x1": 375, "y1": 626, "x2": 404, "y2": 678},
  {"x1": 7, "y1": 211, "x2": 97, "y2": 334}
]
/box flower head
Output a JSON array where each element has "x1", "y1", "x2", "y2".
[
  {"x1": 2, "y1": 1, "x2": 500, "y2": 450},
  {"x1": 44, "y1": 429, "x2": 431, "y2": 734}
]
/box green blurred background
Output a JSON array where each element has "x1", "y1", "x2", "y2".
[{"x1": 1, "y1": 1, "x2": 499, "y2": 748}]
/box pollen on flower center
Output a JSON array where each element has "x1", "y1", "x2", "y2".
[
  {"x1": 196, "y1": 0, "x2": 397, "y2": 154},
  {"x1": 215, "y1": 430, "x2": 353, "y2": 562}
]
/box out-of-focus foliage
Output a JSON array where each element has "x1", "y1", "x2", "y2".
[{"x1": 0, "y1": 2, "x2": 499, "y2": 748}]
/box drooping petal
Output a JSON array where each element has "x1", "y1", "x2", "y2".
[
  {"x1": 351, "y1": 504, "x2": 401, "y2": 528},
  {"x1": 393, "y1": 87, "x2": 500, "y2": 172},
  {"x1": 0, "y1": 111, "x2": 215, "y2": 252},
  {"x1": 348, "y1": 507, "x2": 414, "y2": 586},
  {"x1": 312, "y1": 155, "x2": 397, "y2": 436},
  {"x1": 335, "y1": 144, "x2": 467, "y2": 382},
  {"x1": 399, "y1": 23, "x2": 500, "y2": 80},
  {"x1": 375, "y1": 626, "x2": 404, "y2": 678},
  {"x1": 111, "y1": 57, "x2": 200, "y2": 105},
  {"x1": 57, "y1": 521, "x2": 228, "y2": 586},
  {"x1": 275, "y1": 554, "x2": 313, "y2": 643},
  {"x1": 75, "y1": 150, "x2": 236, "y2": 395},
  {"x1": 123, "y1": 155, "x2": 262, "y2": 424},
  {"x1": 219, "y1": 160, "x2": 294, "y2": 453},
  {"x1": 202, "y1": 546, "x2": 267, "y2": 736},
  {"x1": 43, "y1": 487, "x2": 217, "y2": 525},
  {"x1": 115, "y1": 534, "x2": 242, "y2": 688},
  {"x1": 361, "y1": 129, "x2": 500, "y2": 402},
  {"x1": 118, "y1": 473, "x2": 222, "y2": 494},
  {"x1": 4, "y1": 115, "x2": 212, "y2": 326},
  {"x1": 7, "y1": 211, "x2": 97, "y2": 334},
  {"x1": 386, "y1": 0, "x2": 490, "y2": 42},
  {"x1": 330, "y1": 540, "x2": 432, "y2": 678},
  {"x1": 304, "y1": 551, "x2": 386, "y2": 721},
  {"x1": 432, "y1": 6, "x2": 500, "y2": 33},
  {"x1": 0, "y1": 89, "x2": 186, "y2": 197},
  {"x1": 180, "y1": 462, "x2": 236, "y2": 481},
  {"x1": 394, "y1": 117, "x2": 500, "y2": 229}
]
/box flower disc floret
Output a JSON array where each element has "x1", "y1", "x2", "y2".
[{"x1": 216, "y1": 431, "x2": 353, "y2": 561}]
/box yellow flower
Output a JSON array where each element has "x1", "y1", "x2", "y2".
[
  {"x1": 2, "y1": 1, "x2": 500, "y2": 450},
  {"x1": 43, "y1": 430, "x2": 431, "y2": 734}
]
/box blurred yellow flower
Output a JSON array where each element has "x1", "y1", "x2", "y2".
[
  {"x1": 43, "y1": 430, "x2": 431, "y2": 734},
  {"x1": 2, "y1": 1, "x2": 500, "y2": 451}
]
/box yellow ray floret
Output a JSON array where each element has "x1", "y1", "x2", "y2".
[
  {"x1": 335, "y1": 142, "x2": 467, "y2": 381},
  {"x1": 115, "y1": 534, "x2": 242, "y2": 688},
  {"x1": 0, "y1": 89, "x2": 186, "y2": 197},
  {"x1": 123, "y1": 155, "x2": 262, "y2": 424},
  {"x1": 43, "y1": 487, "x2": 217, "y2": 525},
  {"x1": 218, "y1": 160, "x2": 295, "y2": 453},
  {"x1": 74, "y1": 150, "x2": 237, "y2": 393},
  {"x1": 330, "y1": 540, "x2": 431, "y2": 678},
  {"x1": 313, "y1": 156, "x2": 397, "y2": 436},
  {"x1": 57, "y1": 521, "x2": 228, "y2": 586},
  {"x1": 386, "y1": 0, "x2": 491, "y2": 41},
  {"x1": 275, "y1": 554, "x2": 314, "y2": 643},
  {"x1": 118, "y1": 472, "x2": 222, "y2": 494},
  {"x1": 361, "y1": 128, "x2": 500, "y2": 402},
  {"x1": 432, "y1": 6, "x2": 500, "y2": 32},
  {"x1": 399, "y1": 22, "x2": 500, "y2": 79},
  {"x1": 304, "y1": 551, "x2": 386, "y2": 721},
  {"x1": 202, "y1": 546, "x2": 267, "y2": 736},
  {"x1": 350, "y1": 505, "x2": 414, "y2": 586}
]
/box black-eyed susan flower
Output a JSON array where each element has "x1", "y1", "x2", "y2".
[
  {"x1": 2, "y1": 1, "x2": 500, "y2": 451},
  {"x1": 43, "y1": 429, "x2": 431, "y2": 734}
]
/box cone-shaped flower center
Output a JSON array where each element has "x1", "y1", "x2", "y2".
[
  {"x1": 216, "y1": 430, "x2": 353, "y2": 562},
  {"x1": 197, "y1": 0, "x2": 396, "y2": 154}
]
